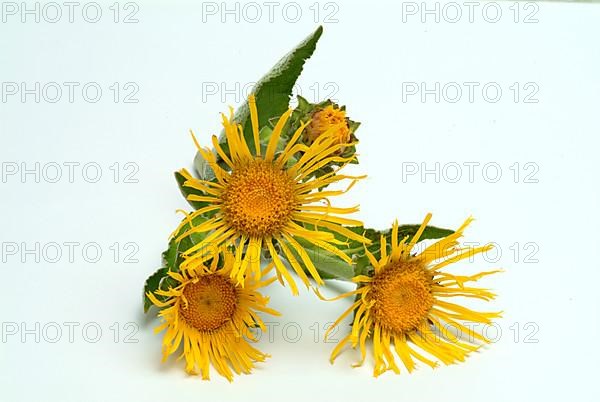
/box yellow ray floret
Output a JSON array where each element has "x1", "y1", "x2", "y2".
[
  {"x1": 147, "y1": 249, "x2": 280, "y2": 381},
  {"x1": 175, "y1": 95, "x2": 369, "y2": 294},
  {"x1": 323, "y1": 214, "x2": 502, "y2": 377}
]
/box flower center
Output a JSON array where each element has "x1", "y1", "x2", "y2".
[
  {"x1": 305, "y1": 105, "x2": 350, "y2": 145},
  {"x1": 221, "y1": 160, "x2": 297, "y2": 238},
  {"x1": 179, "y1": 274, "x2": 237, "y2": 332},
  {"x1": 369, "y1": 260, "x2": 434, "y2": 333}
]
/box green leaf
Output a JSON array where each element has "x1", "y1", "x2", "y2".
[
  {"x1": 144, "y1": 214, "x2": 215, "y2": 312},
  {"x1": 259, "y1": 126, "x2": 273, "y2": 145},
  {"x1": 174, "y1": 170, "x2": 207, "y2": 210},
  {"x1": 143, "y1": 267, "x2": 168, "y2": 313},
  {"x1": 296, "y1": 95, "x2": 311, "y2": 112},
  {"x1": 161, "y1": 235, "x2": 179, "y2": 272},
  {"x1": 162, "y1": 215, "x2": 212, "y2": 272},
  {"x1": 286, "y1": 237, "x2": 354, "y2": 281},
  {"x1": 353, "y1": 225, "x2": 455, "y2": 276},
  {"x1": 193, "y1": 152, "x2": 216, "y2": 182},
  {"x1": 186, "y1": 27, "x2": 324, "y2": 204},
  {"x1": 295, "y1": 223, "x2": 455, "y2": 279},
  {"x1": 222, "y1": 26, "x2": 323, "y2": 153},
  {"x1": 396, "y1": 224, "x2": 455, "y2": 243},
  {"x1": 180, "y1": 153, "x2": 228, "y2": 210}
]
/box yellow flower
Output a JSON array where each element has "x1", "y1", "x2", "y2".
[
  {"x1": 323, "y1": 214, "x2": 502, "y2": 377},
  {"x1": 175, "y1": 95, "x2": 369, "y2": 294},
  {"x1": 304, "y1": 104, "x2": 351, "y2": 147},
  {"x1": 147, "y1": 249, "x2": 280, "y2": 381}
]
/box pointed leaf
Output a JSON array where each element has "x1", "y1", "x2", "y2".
[
  {"x1": 285, "y1": 237, "x2": 354, "y2": 281},
  {"x1": 231, "y1": 26, "x2": 323, "y2": 152},
  {"x1": 143, "y1": 267, "x2": 168, "y2": 313},
  {"x1": 193, "y1": 152, "x2": 216, "y2": 182},
  {"x1": 174, "y1": 171, "x2": 207, "y2": 210}
]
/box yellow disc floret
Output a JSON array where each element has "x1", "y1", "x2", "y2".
[
  {"x1": 369, "y1": 260, "x2": 434, "y2": 333},
  {"x1": 221, "y1": 160, "x2": 297, "y2": 238},
  {"x1": 180, "y1": 274, "x2": 237, "y2": 332}
]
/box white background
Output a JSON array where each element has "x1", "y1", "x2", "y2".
[{"x1": 1, "y1": 0, "x2": 599, "y2": 401}]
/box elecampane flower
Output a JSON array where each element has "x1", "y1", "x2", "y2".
[
  {"x1": 304, "y1": 104, "x2": 350, "y2": 147},
  {"x1": 147, "y1": 249, "x2": 279, "y2": 381},
  {"x1": 175, "y1": 95, "x2": 368, "y2": 294},
  {"x1": 324, "y1": 214, "x2": 501, "y2": 377}
]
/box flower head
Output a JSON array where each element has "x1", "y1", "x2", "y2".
[
  {"x1": 323, "y1": 214, "x2": 501, "y2": 377},
  {"x1": 304, "y1": 104, "x2": 351, "y2": 147},
  {"x1": 175, "y1": 95, "x2": 369, "y2": 294},
  {"x1": 147, "y1": 249, "x2": 280, "y2": 381}
]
